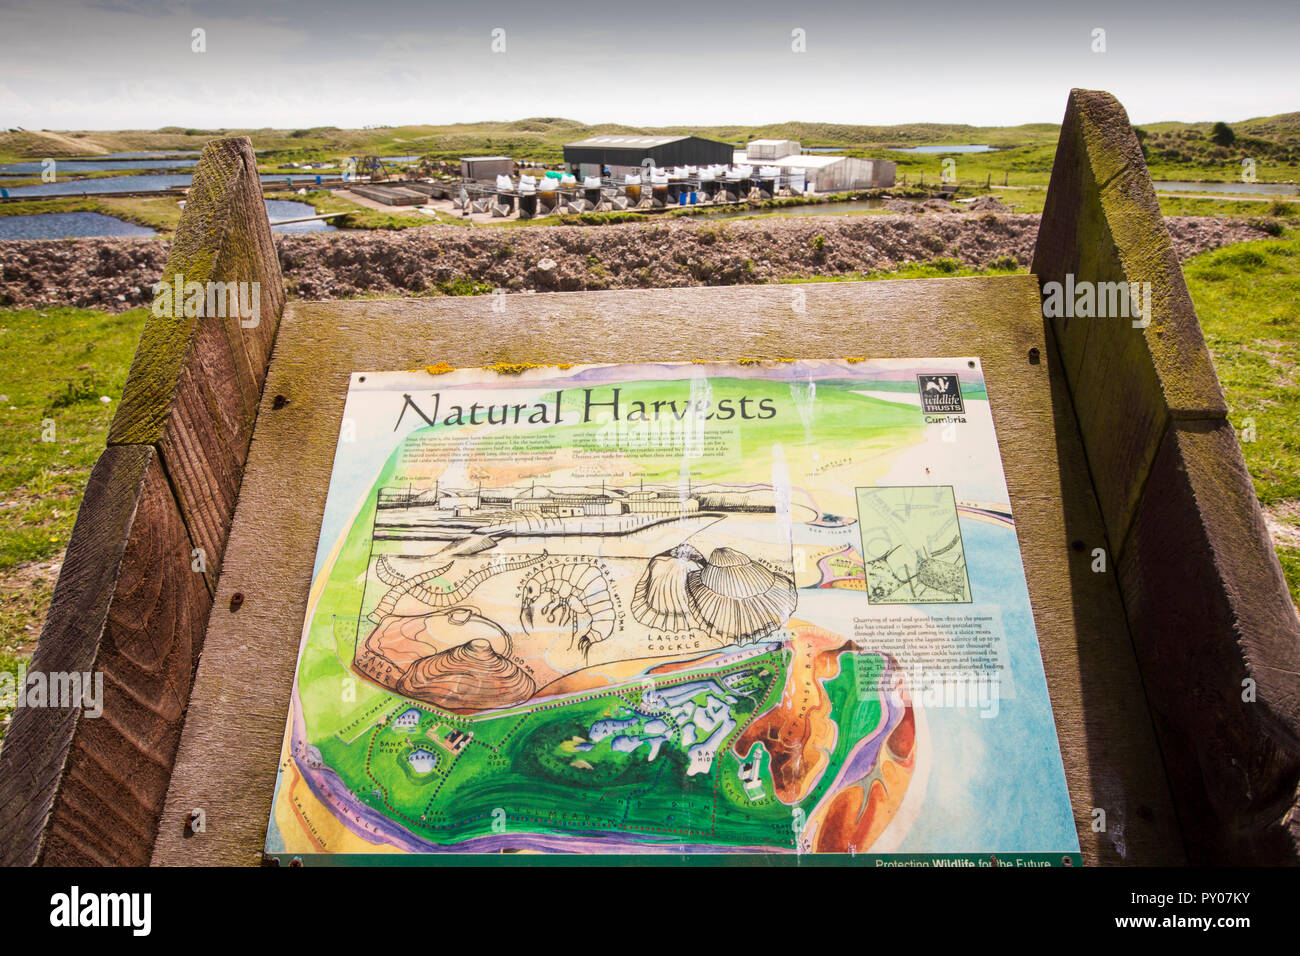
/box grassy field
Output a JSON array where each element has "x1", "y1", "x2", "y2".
[
  {"x1": 1183, "y1": 237, "x2": 1300, "y2": 595},
  {"x1": 0, "y1": 305, "x2": 145, "y2": 737},
  {"x1": 0, "y1": 233, "x2": 1297, "y2": 740}
]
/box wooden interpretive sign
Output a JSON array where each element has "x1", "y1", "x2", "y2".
[{"x1": 263, "y1": 360, "x2": 1080, "y2": 864}]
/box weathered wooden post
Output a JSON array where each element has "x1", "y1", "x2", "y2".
[
  {"x1": 1032, "y1": 89, "x2": 1300, "y2": 864},
  {"x1": 0, "y1": 137, "x2": 285, "y2": 865}
]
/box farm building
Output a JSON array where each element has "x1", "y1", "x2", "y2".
[
  {"x1": 460, "y1": 156, "x2": 514, "y2": 182},
  {"x1": 563, "y1": 134, "x2": 734, "y2": 178},
  {"x1": 734, "y1": 140, "x2": 896, "y2": 191}
]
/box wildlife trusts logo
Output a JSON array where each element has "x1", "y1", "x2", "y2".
[{"x1": 917, "y1": 374, "x2": 964, "y2": 414}]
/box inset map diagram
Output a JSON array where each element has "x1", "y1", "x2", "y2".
[{"x1": 856, "y1": 486, "x2": 972, "y2": 604}]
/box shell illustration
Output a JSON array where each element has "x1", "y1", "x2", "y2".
[
  {"x1": 631, "y1": 544, "x2": 796, "y2": 645},
  {"x1": 521, "y1": 561, "x2": 616, "y2": 660},
  {"x1": 630, "y1": 543, "x2": 705, "y2": 632},
  {"x1": 398, "y1": 637, "x2": 536, "y2": 713},
  {"x1": 368, "y1": 552, "x2": 544, "y2": 624}
]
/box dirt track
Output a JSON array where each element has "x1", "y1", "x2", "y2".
[{"x1": 0, "y1": 213, "x2": 1272, "y2": 311}]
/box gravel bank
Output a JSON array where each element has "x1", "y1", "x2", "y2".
[{"x1": 0, "y1": 214, "x2": 1273, "y2": 312}]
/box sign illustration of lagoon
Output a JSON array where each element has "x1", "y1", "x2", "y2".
[
  {"x1": 361, "y1": 479, "x2": 795, "y2": 713},
  {"x1": 267, "y1": 360, "x2": 1080, "y2": 863}
]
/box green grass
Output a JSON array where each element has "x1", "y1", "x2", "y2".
[
  {"x1": 780, "y1": 254, "x2": 1027, "y2": 283},
  {"x1": 1157, "y1": 195, "x2": 1298, "y2": 218},
  {"x1": 1183, "y1": 234, "x2": 1300, "y2": 601},
  {"x1": 0, "y1": 306, "x2": 146, "y2": 737},
  {"x1": 0, "y1": 308, "x2": 145, "y2": 568},
  {"x1": 0, "y1": 166, "x2": 181, "y2": 188}
]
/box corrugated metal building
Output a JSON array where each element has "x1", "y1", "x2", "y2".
[{"x1": 563, "y1": 135, "x2": 734, "y2": 178}]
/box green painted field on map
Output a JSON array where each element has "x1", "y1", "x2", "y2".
[{"x1": 305, "y1": 645, "x2": 887, "y2": 848}]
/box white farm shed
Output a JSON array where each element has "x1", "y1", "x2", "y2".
[{"x1": 735, "y1": 140, "x2": 896, "y2": 191}]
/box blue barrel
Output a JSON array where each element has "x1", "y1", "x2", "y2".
[
  {"x1": 315, "y1": 175, "x2": 322, "y2": 185},
  {"x1": 689, "y1": 191, "x2": 697, "y2": 204},
  {"x1": 678, "y1": 192, "x2": 687, "y2": 206}
]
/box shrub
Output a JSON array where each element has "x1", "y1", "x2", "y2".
[{"x1": 1211, "y1": 122, "x2": 1236, "y2": 147}]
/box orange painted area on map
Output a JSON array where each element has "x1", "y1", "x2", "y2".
[
  {"x1": 733, "y1": 622, "x2": 848, "y2": 804},
  {"x1": 810, "y1": 704, "x2": 916, "y2": 853}
]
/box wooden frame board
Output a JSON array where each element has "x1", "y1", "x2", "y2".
[{"x1": 152, "y1": 277, "x2": 1185, "y2": 865}]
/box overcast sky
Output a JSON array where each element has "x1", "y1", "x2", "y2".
[{"x1": 1, "y1": 0, "x2": 1296, "y2": 130}]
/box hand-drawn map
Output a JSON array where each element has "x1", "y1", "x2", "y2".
[{"x1": 266, "y1": 359, "x2": 1080, "y2": 864}]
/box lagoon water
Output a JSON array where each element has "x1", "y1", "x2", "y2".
[
  {"x1": 77, "y1": 151, "x2": 200, "y2": 159},
  {"x1": 1152, "y1": 179, "x2": 1298, "y2": 196},
  {"x1": 0, "y1": 200, "x2": 332, "y2": 238},
  {"x1": 898, "y1": 144, "x2": 997, "y2": 153},
  {"x1": 0, "y1": 211, "x2": 157, "y2": 238},
  {"x1": 0, "y1": 159, "x2": 197, "y2": 174},
  {"x1": 4, "y1": 173, "x2": 328, "y2": 197},
  {"x1": 266, "y1": 199, "x2": 337, "y2": 232}
]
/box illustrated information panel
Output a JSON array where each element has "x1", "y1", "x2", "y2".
[{"x1": 266, "y1": 359, "x2": 1080, "y2": 865}]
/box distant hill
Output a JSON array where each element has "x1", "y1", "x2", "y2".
[{"x1": 2, "y1": 111, "x2": 1295, "y2": 176}]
